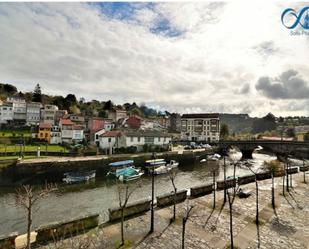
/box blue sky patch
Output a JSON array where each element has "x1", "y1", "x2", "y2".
[{"x1": 90, "y1": 2, "x2": 184, "y2": 37}]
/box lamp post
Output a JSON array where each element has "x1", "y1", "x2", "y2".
[{"x1": 150, "y1": 151, "x2": 156, "y2": 233}]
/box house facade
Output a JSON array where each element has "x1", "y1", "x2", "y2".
[
  {"x1": 7, "y1": 97, "x2": 27, "y2": 124},
  {"x1": 108, "y1": 108, "x2": 127, "y2": 122},
  {"x1": 181, "y1": 113, "x2": 220, "y2": 142},
  {"x1": 50, "y1": 125, "x2": 62, "y2": 144},
  {"x1": 41, "y1": 105, "x2": 58, "y2": 125},
  {"x1": 72, "y1": 125, "x2": 84, "y2": 142},
  {"x1": 38, "y1": 123, "x2": 52, "y2": 143},
  {"x1": 99, "y1": 130, "x2": 171, "y2": 151},
  {"x1": 59, "y1": 118, "x2": 74, "y2": 143},
  {"x1": 0, "y1": 103, "x2": 13, "y2": 124},
  {"x1": 26, "y1": 102, "x2": 42, "y2": 125}
]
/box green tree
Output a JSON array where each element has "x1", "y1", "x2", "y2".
[
  {"x1": 220, "y1": 123, "x2": 229, "y2": 140},
  {"x1": 32, "y1": 84, "x2": 42, "y2": 102},
  {"x1": 286, "y1": 128, "x2": 295, "y2": 138}
]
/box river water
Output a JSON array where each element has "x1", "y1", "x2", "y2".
[{"x1": 0, "y1": 152, "x2": 279, "y2": 236}]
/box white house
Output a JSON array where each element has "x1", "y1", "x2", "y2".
[
  {"x1": 94, "y1": 129, "x2": 106, "y2": 144},
  {"x1": 26, "y1": 102, "x2": 42, "y2": 126},
  {"x1": 50, "y1": 125, "x2": 62, "y2": 144},
  {"x1": 99, "y1": 130, "x2": 171, "y2": 151},
  {"x1": 7, "y1": 97, "x2": 27, "y2": 124},
  {"x1": 59, "y1": 118, "x2": 74, "y2": 143},
  {"x1": 41, "y1": 105, "x2": 58, "y2": 125},
  {"x1": 72, "y1": 125, "x2": 84, "y2": 142},
  {"x1": 0, "y1": 103, "x2": 13, "y2": 124}
]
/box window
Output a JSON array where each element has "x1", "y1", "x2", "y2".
[
  {"x1": 158, "y1": 137, "x2": 161, "y2": 142},
  {"x1": 108, "y1": 138, "x2": 111, "y2": 143},
  {"x1": 96, "y1": 134, "x2": 99, "y2": 140},
  {"x1": 130, "y1": 137, "x2": 133, "y2": 142},
  {"x1": 137, "y1": 137, "x2": 140, "y2": 142}
]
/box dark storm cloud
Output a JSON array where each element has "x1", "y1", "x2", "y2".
[{"x1": 256, "y1": 70, "x2": 309, "y2": 99}]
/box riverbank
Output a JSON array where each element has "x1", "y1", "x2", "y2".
[
  {"x1": 0, "y1": 149, "x2": 211, "y2": 186},
  {"x1": 38, "y1": 171, "x2": 309, "y2": 249}
]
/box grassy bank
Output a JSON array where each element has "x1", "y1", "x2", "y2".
[{"x1": 0, "y1": 144, "x2": 65, "y2": 153}]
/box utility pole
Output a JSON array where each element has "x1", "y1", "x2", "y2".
[{"x1": 150, "y1": 152, "x2": 156, "y2": 233}]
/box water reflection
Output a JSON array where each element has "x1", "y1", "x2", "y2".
[{"x1": 0, "y1": 152, "x2": 278, "y2": 235}]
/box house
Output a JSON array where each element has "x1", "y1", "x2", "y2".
[
  {"x1": 59, "y1": 118, "x2": 74, "y2": 143},
  {"x1": 124, "y1": 116, "x2": 142, "y2": 129},
  {"x1": 38, "y1": 123, "x2": 52, "y2": 143},
  {"x1": 26, "y1": 102, "x2": 42, "y2": 126},
  {"x1": 64, "y1": 114, "x2": 85, "y2": 127},
  {"x1": 0, "y1": 102, "x2": 13, "y2": 124},
  {"x1": 294, "y1": 126, "x2": 309, "y2": 141},
  {"x1": 72, "y1": 125, "x2": 84, "y2": 143},
  {"x1": 7, "y1": 97, "x2": 27, "y2": 124},
  {"x1": 99, "y1": 130, "x2": 172, "y2": 151},
  {"x1": 107, "y1": 108, "x2": 127, "y2": 122},
  {"x1": 55, "y1": 110, "x2": 68, "y2": 124},
  {"x1": 99, "y1": 130, "x2": 123, "y2": 150},
  {"x1": 50, "y1": 125, "x2": 62, "y2": 144},
  {"x1": 94, "y1": 129, "x2": 106, "y2": 144},
  {"x1": 181, "y1": 113, "x2": 220, "y2": 142},
  {"x1": 41, "y1": 105, "x2": 58, "y2": 125},
  {"x1": 88, "y1": 117, "x2": 115, "y2": 142}
]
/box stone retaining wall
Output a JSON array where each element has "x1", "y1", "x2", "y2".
[
  {"x1": 287, "y1": 167, "x2": 298, "y2": 174},
  {"x1": 256, "y1": 172, "x2": 272, "y2": 180},
  {"x1": 108, "y1": 199, "x2": 151, "y2": 222},
  {"x1": 238, "y1": 174, "x2": 256, "y2": 185},
  {"x1": 299, "y1": 166, "x2": 309, "y2": 172},
  {"x1": 156, "y1": 190, "x2": 187, "y2": 208},
  {"x1": 216, "y1": 179, "x2": 236, "y2": 190},
  {"x1": 190, "y1": 184, "x2": 213, "y2": 198},
  {"x1": 35, "y1": 214, "x2": 99, "y2": 244}
]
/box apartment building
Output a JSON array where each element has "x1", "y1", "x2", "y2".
[
  {"x1": 181, "y1": 113, "x2": 220, "y2": 142},
  {"x1": 41, "y1": 105, "x2": 58, "y2": 125},
  {"x1": 26, "y1": 102, "x2": 42, "y2": 125},
  {"x1": 0, "y1": 102, "x2": 13, "y2": 124}
]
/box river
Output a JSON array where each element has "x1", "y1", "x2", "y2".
[{"x1": 0, "y1": 152, "x2": 279, "y2": 236}]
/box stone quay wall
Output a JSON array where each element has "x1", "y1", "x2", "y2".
[
  {"x1": 190, "y1": 184, "x2": 213, "y2": 198},
  {"x1": 156, "y1": 190, "x2": 188, "y2": 208}
]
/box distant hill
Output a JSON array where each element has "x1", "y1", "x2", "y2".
[{"x1": 219, "y1": 113, "x2": 257, "y2": 134}]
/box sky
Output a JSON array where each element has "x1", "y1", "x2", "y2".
[{"x1": 0, "y1": 2, "x2": 308, "y2": 117}]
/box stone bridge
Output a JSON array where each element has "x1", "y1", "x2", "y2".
[{"x1": 218, "y1": 140, "x2": 309, "y2": 159}]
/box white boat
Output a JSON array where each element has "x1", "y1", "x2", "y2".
[
  {"x1": 166, "y1": 160, "x2": 179, "y2": 169},
  {"x1": 207, "y1": 154, "x2": 221, "y2": 161},
  {"x1": 63, "y1": 170, "x2": 96, "y2": 184},
  {"x1": 145, "y1": 159, "x2": 171, "y2": 175}
]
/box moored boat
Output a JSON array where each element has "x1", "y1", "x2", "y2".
[
  {"x1": 107, "y1": 160, "x2": 143, "y2": 181},
  {"x1": 145, "y1": 159, "x2": 172, "y2": 175},
  {"x1": 63, "y1": 170, "x2": 96, "y2": 184},
  {"x1": 166, "y1": 160, "x2": 179, "y2": 169}
]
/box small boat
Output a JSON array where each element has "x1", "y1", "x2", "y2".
[
  {"x1": 166, "y1": 160, "x2": 179, "y2": 169},
  {"x1": 145, "y1": 159, "x2": 171, "y2": 175},
  {"x1": 200, "y1": 158, "x2": 207, "y2": 163},
  {"x1": 117, "y1": 167, "x2": 144, "y2": 182},
  {"x1": 207, "y1": 154, "x2": 221, "y2": 161},
  {"x1": 63, "y1": 170, "x2": 96, "y2": 184},
  {"x1": 107, "y1": 160, "x2": 143, "y2": 181}
]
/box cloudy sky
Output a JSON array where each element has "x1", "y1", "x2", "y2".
[{"x1": 0, "y1": 2, "x2": 308, "y2": 117}]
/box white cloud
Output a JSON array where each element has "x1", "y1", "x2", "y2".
[{"x1": 0, "y1": 2, "x2": 308, "y2": 117}]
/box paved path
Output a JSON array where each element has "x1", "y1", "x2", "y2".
[{"x1": 39, "y1": 172, "x2": 309, "y2": 249}]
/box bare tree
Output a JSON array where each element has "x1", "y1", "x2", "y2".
[
  {"x1": 15, "y1": 183, "x2": 57, "y2": 249},
  {"x1": 117, "y1": 182, "x2": 140, "y2": 246},
  {"x1": 303, "y1": 159, "x2": 307, "y2": 183},
  {"x1": 213, "y1": 170, "x2": 216, "y2": 209},
  {"x1": 226, "y1": 162, "x2": 240, "y2": 249},
  {"x1": 168, "y1": 169, "x2": 178, "y2": 222},
  {"x1": 181, "y1": 202, "x2": 195, "y2": 249},
  {"x1": 263, "y1": 160, "x2": 283, "y2": 209}
]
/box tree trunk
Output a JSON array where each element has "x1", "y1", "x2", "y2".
[
  {"x1": 121, "y1": 208, "x2": 124, "y2": 246},
  {"x1": 173, "y1": 187, "x2": 177, "y2": 222},
  {"x1": 271, "y1": 172, "x2": 275, "y2": 209},
  {"x1": 223, "y1": 156, "x2": 226, "y2": 203},
  {"x1": 213, "y1": 171, "x2": 216, "y2": 209},
  {"x1": 229, "y1": 200, "x2": 234, "y2": 249},
  {"x1": 27, "y1": 200, "x2": 32, "y2": 249},
  {"x1": 182, "y1": 218, "x2": 186, "y2": 249},
  {"x1": 286, "y1": 162, "x2": 289, "y2": 192},
  {"x1": 304, "y1": 171, "x2": 306, "y2": 184},
  {"x1": 255, "y1": 179, "x2": 259, "y2": 225}
]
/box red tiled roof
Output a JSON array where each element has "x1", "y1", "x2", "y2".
[
  {"x1": 60, "y1": 118, "x2": 74, "y2": 125},
  {"x1": 39, "y1": 123, "x2": 52, "y2": 129},
  {"x1": 73, "y1": 125, "x2": 84, "y2": 130},
  {"x1": 100, "y1": 131, "x2": 122, "y2": 137}
]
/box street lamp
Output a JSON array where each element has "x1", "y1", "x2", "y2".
[{"x1": 150, "y1": 151, "x2": 156, "y2": 233}]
